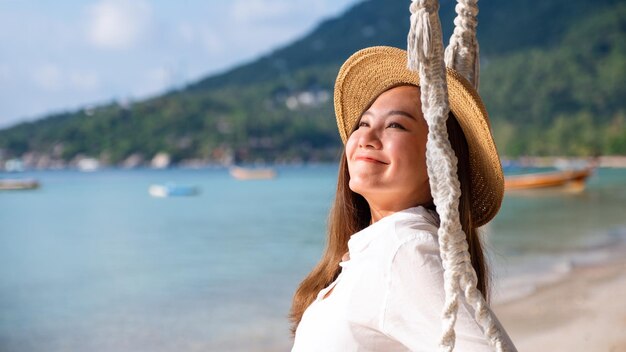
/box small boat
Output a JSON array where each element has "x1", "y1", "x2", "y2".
[
  {"x1": 149, "y1": 183, "x2": 200, "y2": 197},
  {"x1": 229, "y1": 166, "x2": 276, "y2": 180},
  {"x1": 0, "y1": 178, "x2": 40, "y2": 190},
  {"x1": 504, "y1": 168, "x2": 593, "y2": 191}
]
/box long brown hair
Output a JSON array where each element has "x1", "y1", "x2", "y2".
[{"x1": 288, "y1": 110, "x2": 490, "y2": 336}]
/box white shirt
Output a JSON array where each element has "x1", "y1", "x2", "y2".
[{"x1": 292, "y1": 206, "x2": 514, "y2": 351}]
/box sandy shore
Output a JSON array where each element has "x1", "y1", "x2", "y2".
[{"x1": 493, "y1": 254, "x2": 626, "y2": 352}]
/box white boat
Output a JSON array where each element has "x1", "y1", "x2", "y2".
[
  {"x1": 149, "y1": 183, "x2": 200, "y2": 197},
  {"x1": 229, "y1": 166, "x2": 276, "y2": 180}
]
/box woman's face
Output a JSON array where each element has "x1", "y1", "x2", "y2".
[{"x1": 346, "y1": 85, "x2": 431, "y2": 214}]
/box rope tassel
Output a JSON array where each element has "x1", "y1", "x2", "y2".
[
  {"x1": 444, "y1": 0, "x2": 480, "y2": 88},
  {"x1": 408, "y1": 0, "x2": 511, "y2": 350},
  {"x1": 407, "y1": 1, "x2": 432, "y2": 71}
]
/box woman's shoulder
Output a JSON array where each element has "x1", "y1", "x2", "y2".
[
  {"x1": 358, "y1": 206, "x2": 440, "y2": 264},
  {"x1": 390, "y1": 206, "x2": 440, "y2": 246}
]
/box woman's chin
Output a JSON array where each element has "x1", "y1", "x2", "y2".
[{"x1": 348, "y1": 179, "x2": 385, "y2": 197}]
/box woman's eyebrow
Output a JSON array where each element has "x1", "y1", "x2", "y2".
[{"x1": 362, "y1": 110, "x2": 416, "y2": 120}]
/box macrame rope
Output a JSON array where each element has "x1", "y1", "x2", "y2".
[
  {"x1": 408, "y1": 0, "x2": 509, "y2": 351},
  {"x1": 444, "y1": 0, "x2": 480, "y2": 88}
]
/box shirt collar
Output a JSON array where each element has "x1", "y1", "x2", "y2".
[{"x1": 347, "y1": 206, "x2": 439, "y2": 255}]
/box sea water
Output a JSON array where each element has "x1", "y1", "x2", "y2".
[{"x1": 0, "y1": 166, "x2": 625, "y2": 351}]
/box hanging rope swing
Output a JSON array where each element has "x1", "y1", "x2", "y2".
[{"x1": 407, "y1": 0, "x2": 512, "y2": 351}]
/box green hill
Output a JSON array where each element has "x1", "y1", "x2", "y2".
[{"x1": 1, "y1": 0, "x2": 624, "y2": 166}]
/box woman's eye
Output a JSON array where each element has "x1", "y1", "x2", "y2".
[
  {"x1": 358, "y1": 121, "x2": 369, "y2": 128},
  {"x1": 387, "y1": 122, "x2": 405, "y2": 130}
]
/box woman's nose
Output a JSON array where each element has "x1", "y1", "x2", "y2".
[{"x1": 359, "y1": 127, "x2": 382, "y2": 149}]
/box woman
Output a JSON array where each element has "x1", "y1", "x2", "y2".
[{"x1": 289, "y1": 46, "x2": 515, "y2": 351}]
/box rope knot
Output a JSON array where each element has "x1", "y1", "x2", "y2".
[
  {"x1": 407, "y1": 0, "x2": 441, "y2": 71},
  {"x1": 410, "y1": 0, "x2": 438, "y2": 14}
]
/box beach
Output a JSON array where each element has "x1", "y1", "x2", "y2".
[{"x1": 493, "y1": 246, "x2": 626, "y2": 352}]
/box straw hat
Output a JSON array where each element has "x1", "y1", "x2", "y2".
[{"x1": 334, "y1": 46, "x2": 503, "y2": 227}]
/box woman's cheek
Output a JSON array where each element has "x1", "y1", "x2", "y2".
[{"x1": 345, "y1": 133, "x2": 359, "y2": 159}]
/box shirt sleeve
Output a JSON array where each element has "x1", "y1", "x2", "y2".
[{"x1": 380, "y1": 231, "x2": 493, "y2": 351}]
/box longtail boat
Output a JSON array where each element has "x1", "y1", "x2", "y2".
[
  {"x1": 504, "y1": 168, "x2": 593, "y2": 191},
  {"x1": 0, "y1": 178, "x2": 40, "y2": 190}
]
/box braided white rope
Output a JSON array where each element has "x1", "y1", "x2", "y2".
[
  {"x1": 408, "y1": 0, "x2": 509, "y2": 351},
  {"x1": 444, "y1": 0, "x2": 480, "y2": 88}
]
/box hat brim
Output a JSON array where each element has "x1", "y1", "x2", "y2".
[{"x1": 334, "y1": 46, "x2": 503, "y2": 227}]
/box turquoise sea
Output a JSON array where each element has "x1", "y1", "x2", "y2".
[{"x1": 1, "y1": 166, "x2": 625, "y2": 351}]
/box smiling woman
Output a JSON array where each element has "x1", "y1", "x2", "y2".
[{"x1": 288, "y1": 45, "x2": 516, "y2": 352}]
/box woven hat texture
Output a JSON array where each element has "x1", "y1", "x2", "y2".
[{"x1": 334, "y1": 46, "x2": 503, "y2": 226}]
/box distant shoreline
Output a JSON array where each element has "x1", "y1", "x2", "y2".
[
  {"x1": 502, "y1": 155, "x2": 626, "y2": 169},
  {"x1": 2, "y1": 155, "x2": 626, "y2": 172}
]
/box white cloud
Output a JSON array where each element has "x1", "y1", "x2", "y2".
[{"x1": 86, "y1": 0, "x2": 152, "y2": 50}]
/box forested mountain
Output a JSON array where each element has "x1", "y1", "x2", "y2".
[{"x1": 1, "y1": 0, "x2": 624, "y2": 167}]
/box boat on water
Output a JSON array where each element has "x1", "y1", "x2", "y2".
[
  {"x1": 149, "y1": 183, "x2": 200, "y2": 197},
  {"x1": 504, "y1": 168, "x2": 593, "y2": 191},
  {"x1": 0, "y1": 178, "x2": 40, "y2": 190},
  {"x1": 229, "y1": 166, "x2": 276, "y2": 180}
]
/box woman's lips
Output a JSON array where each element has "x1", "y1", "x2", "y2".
[{"x1": 354, "y1": 156, "x2": 388, "y2": 164}]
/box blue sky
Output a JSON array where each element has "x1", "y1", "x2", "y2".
[{"x1": 0, "y1": 0, "x2": 359, "y2": 128}]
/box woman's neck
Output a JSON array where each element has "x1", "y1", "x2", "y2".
[{"x1": 368, "y1": 204, "x2": 411, "y2": 224}]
